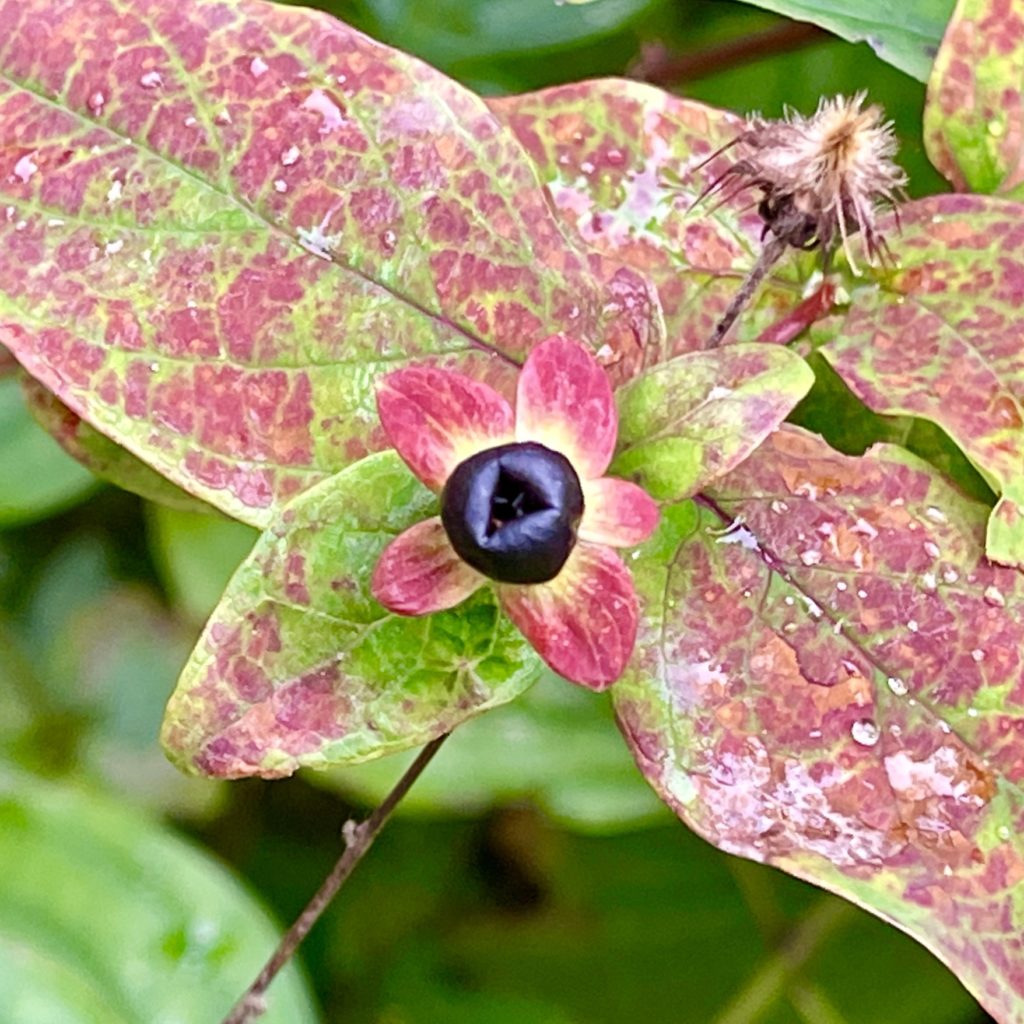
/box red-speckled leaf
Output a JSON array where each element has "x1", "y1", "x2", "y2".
[
  {"x1": 21, "y1": 375, "x2": 213, "y2": 512},
  {"x1": 925, "y1": 0, "x2": 1024, "y2": 197},
  {"x1": 162, "y1": 450, "x2": 541, "y2": 777},
  {"x1": 0, "y1": 0, "x2": 659, "y2": 528},
  {"x1": 489, "y1": 80, "x2": 814, "y2": 360},
  {"x1": 817, "y1": 194, "x2": 1024, "y2": 567},
  {"x1": 612, "y1": 343, "x2": 814, "y2": 501},
  {"x1": 615, "y1": 426, "x2": 1024, "y2": 1024}
]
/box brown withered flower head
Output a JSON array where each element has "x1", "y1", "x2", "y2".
[{"x1": 703, "y1": 92, "x2": 907, "y2": 275}]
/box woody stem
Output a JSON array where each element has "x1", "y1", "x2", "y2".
[{"x1": 220, "y1": 733, "x2": 449, "y2": 1024}]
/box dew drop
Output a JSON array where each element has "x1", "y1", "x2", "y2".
[
  {"x1": 998, "y1": 825, "x2": 1012, "y2": 841},
  {"x1": 988, "y1": 119, "x2": 1006, "y2": 138},
  {"x1": 851, "y1": 719, "x2": 880, "y2": 747},
  {"x1": 250, "y1": 56, "x2": 269, "y2": 78},
  {"x1": 886, "y1": 676, "x2": 908, "y2": 696},
  {"x1": 88, "y1": 90, "x2": 105, "y2": 114},
  {"x1": 140, "y1": 70, "x2": 163, "y2": 89},
  {"x1": 971, "y1": 648, "x2": 985, "y2": 663},
  {"x1": 281, "y1": 145, "x2": 301, "y2": 166},
  {"x1": 984, "y1": 585, "x2": 1006, "y2": 608}
]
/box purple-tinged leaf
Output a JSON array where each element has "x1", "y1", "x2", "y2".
[
  {"x1": 615, "y1": 426, "x2": 1024, "y2": 1024},
  {"x1": 925, "y1": 0, "x2": 1024, "y2": 197},
  {"x1": 489, "y1": 81, "x2": 811, "y2": 359},
  {"x1": 0, "y1": 0, "x2": 658, "y2": 526},
  {"x1": 162, "y1": 450, "x2": 541, "y2": 777},
  {"x1": 21, "y1": 375, "x2": 214, "y2": 513},
  {"x1": 613, "y1": 343, "x2": 814, "y2": 500},
  {"x1": 818, "y1": 194, "x2": 1024, "y2": 567}
]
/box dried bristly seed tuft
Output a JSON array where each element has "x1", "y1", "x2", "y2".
[{"x1": 699, "y1": 92, "x2": 907, "y2": 275}]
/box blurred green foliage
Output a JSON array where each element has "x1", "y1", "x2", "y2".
[{"x1": 0, "y1": 0, "x2": 993, "y2": 1021}]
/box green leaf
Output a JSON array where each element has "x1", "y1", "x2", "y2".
[
  {"x1": 353, "y1": 0, "x2": 660, "y2": 68},
  {"x1": 0, "y1": 770, "x2": 318, "y2": 1023},
  {"x1": 924, "y1": 0, "x2": 1024, "y2": 197},
  {"x1": 162, "y1": 451, "x2": 542, "y2": 778},
  {"x1": 612, "y1": 344, "x2": 813, "y2": 500},
  {"x1": 816, "y1": 195, "x2": 1024, "y2": 566},
  {"x1": 319, "y1": 669, "x2": 666, "y2": 831},
  {"x1": 726, "y1": 0, "x2": 956, "y2": 81},
  {"x1": 615, "y1": 426, "x2": 1024, "y2": 1024},
  {"x1": 0, "y1": 376, "x2": 97, "y2": 527},
  {"x1": 0, "y1": 0, "x2": 656, "y2": 526}
]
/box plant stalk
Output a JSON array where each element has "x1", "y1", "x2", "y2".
[
  {"x1": 708, "y1": 235, "x2": 787, "y2": 348},
  {"x1": 221, "y1": 733, "x2": 449, "y2": 1024}
]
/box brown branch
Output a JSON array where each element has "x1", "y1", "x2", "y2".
[
  {"x1": 631, "y1": 21, "x2": 828, "y2": 88},
  {"x1": 221, "y1": 734, "x2": 450, "y2": 1024},
  {"x1": 707, "y1": 235, "x2": 787, "y2": 348}
]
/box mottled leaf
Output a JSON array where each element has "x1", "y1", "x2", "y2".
[
  {"x1": 613, "y1": 343, "x2": 814, "y2": 500},
  {"x1": 22, "y1": 376, "x2": 213, "y2": 514},
  {"x1": 615, "y1": 426, "x2": 1024, "y2": 1024},
  {"x1": 925, "y1": 0, "x2": 1024, "y2": 197},
  {"x1": 817, "y1": 194, "x2": 1024, "y2": 567},
  {"x1": 162, "y1": 450, "x2": 542, "y2": 778},
  {"x1": 728, "y1": 0, "x2": 955, "y2": 81},
  {"x1": 0, "y1": 770, "x2": 318, "y2": 1023},
  {"x1": 0, "y1": 0, "x2": 657, "y2": 526},
  {"x1": 0, "y1": 374, "x2": 97, "y2": 526},
  {"x1": 489, "y1": 80, "x2": 812, "y2": 359}
]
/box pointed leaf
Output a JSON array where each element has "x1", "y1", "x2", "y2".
[
  {"x1": 489, "y1": 81, "x2": 811, "y2": 357},
  {"x1": 162, "y1": 450, "x2": 541, "y2": 778},
  {"x1": 615, "y1": 426, "x2": 1024, "y2": 1024},
  {"x1": 925, "y1": 0, "x2": 1024, "y2": 197},
  {"x1": 0, "y1": 0, "x2": 657, "y2": 526},
  {"x1": 612, "y1": 343, "x2": 814, "y2": 500},
  {"x1": 818, "y1": 194, "x2": 1024, "y2": 567},
  {"x1": 725, "y1": 0, "x2": 954, "y2": 81}
]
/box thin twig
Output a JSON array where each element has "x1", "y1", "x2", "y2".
[
  {"x1": 631, "y1": 21, "x2": 828, "y2": 88},
  {"x1": 707, "y1": 235, "x2": 787, "y2": 348},
  {"x1": 710, "y1": 897, "x2": 854, "y2": 1024},
  {"x1": 221, "y1": 733, "x2": 450, "y2": 1024}
]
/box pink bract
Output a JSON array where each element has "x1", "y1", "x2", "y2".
[{"x1": 371, "y1": 334, "x2": 659, "y2": 690}]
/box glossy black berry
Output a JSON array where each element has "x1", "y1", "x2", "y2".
[{"x1": 441, "y1": 442, "x2": 584, "y2": 585}]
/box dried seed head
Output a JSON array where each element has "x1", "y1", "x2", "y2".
[{"x1": 702, "y1": 93, "x2": 907, "y2": 274}]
